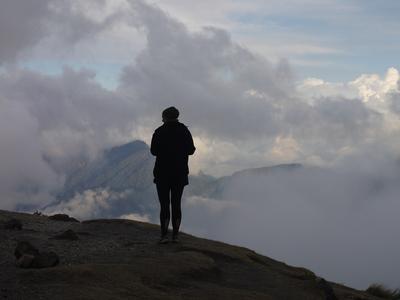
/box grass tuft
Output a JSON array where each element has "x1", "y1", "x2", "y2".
[{"x1": 366, "y1": 284, "x2": 400, "y2": 299}]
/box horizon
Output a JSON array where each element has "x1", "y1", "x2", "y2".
[{"x1": 1, "y1": 0, "x2": 400, "y2": 292}]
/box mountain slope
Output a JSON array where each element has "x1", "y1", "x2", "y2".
[
  {"x1": 0, "y1": 209, "x2": 380, "y2": 300},
  {"x1": 60, "y1": 140, "x2": 154, "y2": 199},
  {"x1": 45, "y1": 141, "x2": 157, "y2": 219},
  {"x1": 187, "y1": 163, "x2": 303, "y2": 200}
]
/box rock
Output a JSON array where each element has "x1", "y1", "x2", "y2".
[
  {"x1": 0, "y1": 287, "x2": 8, "y2": 299},
  {"x1": 14, "y1": 241, "x2": 39, "y2": 259},
  {"x1": 14, "y1": 241, "x2": 59, "y2": 268},
  {"x1": 4, "y1": 218, "x2": 22, "y2": 230},
  {"x1": 317, "y1": 277, "x2": 338, "y2": 300},
  {"x1": 16, "y1": 254, "x2": 35, "y2": 268},
  {"x1": 31, "y1": 251, "x2": 59, "y2": 268},
  {"x1": 52, "y1": 229, "x2": 79, "y2": 241},
  {"x1": 48, "y1": 214, "x2": 79, "y2": 222}
]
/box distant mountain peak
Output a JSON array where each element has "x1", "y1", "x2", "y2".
[
  {"x1": 58, "y1": 140, "x2": 154, "y2": 202},
  {"x1": 105, "y1": 140, "x2": 149, "y2": 162},
  {"x1": 232, "y1": 163, "x2": 302, "y2": 177}
]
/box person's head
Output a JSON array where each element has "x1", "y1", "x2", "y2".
[{"x1": 162, "y1": 106, "x2": 179, "y2": 122}]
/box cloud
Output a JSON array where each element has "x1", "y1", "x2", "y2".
[
  {"x1": 182, "y1": 163, "x2": 400, "y2": 289},
  {"x1": 0, "y1": 0, "x2": 128, "y2": 64},
  {"x1": 150, "y1": 0, "x2": 390, "y2": 69},
  {"x1": 0, "y1": 96, "x2": 63, "y2": 210},
  {"x1": 118, "y1": 1, "x2": 388, "y2": 173},
  {"x1": 0, "y1": 67, "x2": 140, "y2": 208},
  {"x1": 0, "y1": 0, "x2": 51, "y2": 63},
  {"x1": 0, "y1": 67, "x2": 138, "y2": 162},
  {"x1": 0, "y1": 0, "x2": 398, "y2": 207},
  {"x1": 43, "y1": 188, "x2": 131, "y2": 220},
  {"x1": 185, "y1": 196, "x2": 238, "y2": 213},
  {"x1": 119, "y1": 212, "x2": 150, "y2": 222}
]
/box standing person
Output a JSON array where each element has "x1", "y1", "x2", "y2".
[{"x1": 150, "y1": 107, "x2": 196, "y2": 244}]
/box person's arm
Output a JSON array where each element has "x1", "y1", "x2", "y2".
[
  {"x1": 150, "y1": 131, "x2": 159, "y2": 156},
  {"x1": 186, "y1": 128, "x2": 196, "y2": 155}
]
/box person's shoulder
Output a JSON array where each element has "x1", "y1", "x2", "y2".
[
  {"x1": 177, "y1": 122, "x2": 190, "y2": 129},
  {"x1": 154, "y1": 124, "x2": 165, "y2": 133},
  {"x1": 176, "y1": 122, "x2": 190, "y2": 132},
  {"x1": 177, "y1": 122, "x2": 193, "y2": 137}
]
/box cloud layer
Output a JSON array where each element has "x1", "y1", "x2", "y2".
[{"x1": 182, "y1": 163, "x2": 400, "y2": 289}]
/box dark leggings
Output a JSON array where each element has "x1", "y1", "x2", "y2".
[{"x1": 156, "y1": 183, "x2": 184, "y2": 237}]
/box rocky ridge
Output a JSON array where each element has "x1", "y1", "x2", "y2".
[{"x1": 0, "y1": 209, "x2": 381, "y2": 300}]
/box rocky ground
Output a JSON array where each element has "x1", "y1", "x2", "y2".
[{"x1": 0, "y1": 209, "x2": 382, "y2": 300}]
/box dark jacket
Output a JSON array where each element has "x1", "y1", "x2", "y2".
[{"x1": 150, "y1": 121, "x2": 196, "y2": 185}]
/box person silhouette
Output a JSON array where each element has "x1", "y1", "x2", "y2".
[{"x1": 150, "y1": 107, "x2": 196, "y2": 243}]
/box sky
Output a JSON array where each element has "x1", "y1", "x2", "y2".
[
  {"x1": 2, "y1": 0, "x2": 398, "y2": 177},
  {"x1": 13, "y1": 0, "x2": 400, "y2": 85},
  {"x1": 1, "y1": 0, "x2": 400, "y2": 290}
]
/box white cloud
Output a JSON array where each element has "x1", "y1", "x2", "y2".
[
  {"x1": 185, "y1": 196, "x2": 238, "y2": 213},
  {"x1": 0, "y1": 96, "x2": 63, "y2": 210},
  {"x1": 119, "y1": 213, "x2": 150, "y2": 222},
  {"x1": 44, "y1": 188, "x2": 131, "y2": 220},
  {"x1": 183, "y1": 162, "x2": 400, "y2": 289},
  {"x1": 352, "y1": 68, "x2": 399, "y2": 109},
  {"x1": 298, "y1": 67, "x2": 400, "y2": 139}
]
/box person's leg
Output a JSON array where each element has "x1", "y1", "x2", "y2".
[
  {"x1": 156, "y1": 183, "x2": 171, "y2": 238},
  {"x1": 171, "y1": 184, "x2": 184, "y2": 238}
]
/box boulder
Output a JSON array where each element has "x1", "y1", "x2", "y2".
[
  {"x1": 4, "y1": 218, "x2": 22, "y2": 230},
  {"x1": 14, "y1": 241, "x2": 59, "y2": 268},
  {"x1": 14, "y1": 241, "x2": 39, "y2": 259},
  {"x1": 16, "y1": 254, "x2": 35, "y2": 268},
  {"x1": 48, "y1": 214, "x2": 79, "y2": 222},
  {"x1": 52, "y1": 229, "x2": 79, "y2": 241},
  {"x1": 31, "y1": 251, "x2": 59, "y2": 268},
  {"x1": 317, "y1": 277, "x2": 338, "y2": 300}
]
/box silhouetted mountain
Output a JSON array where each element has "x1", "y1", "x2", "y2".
[
  {"x1": 46, "y1": 141, "x2": 157, "y2": 218},
  {"x1": 60, "y1": 140, "x2": 154, "y2": 199},
  {"x1": 0, "y1": 209, "x2": 381, "y2": 300},
  {"x1": 187, "y1": 163, "x2": 303, "y2": 200},
  {"x1": 231, "y1": 163, "x2": 302, "y2": 177},
  {"x1": 48, "y1": 141, "x2": 303, "y2": 219}
]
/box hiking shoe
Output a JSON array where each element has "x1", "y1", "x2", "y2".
[
  {"x1": 171, "y1": 235, "x2": 179, "y2": 243},
  {"x1": 158, "y1": 236, "x2": 169, "y2": 244}
]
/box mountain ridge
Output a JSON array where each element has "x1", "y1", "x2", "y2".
[
  {"x1": 0, "y1": 209, "x2": 381, "y2": 300},
  {"x1": 46, "y1": 140, "x2": 304, "y2": 220}
]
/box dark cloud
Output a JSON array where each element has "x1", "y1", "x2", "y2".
[
  {"x1": 0, "y1": 0, "x2": 123, "y2": 64},
  {"x1": 0, "y1": 0, "x2": 51, "y2": 63},
  {"x1": 45, "y1": 0, "x2": 124, "y2": 45},
  {"x1": 120, "y1": 1, "x2": 293, "y2": 140}
]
